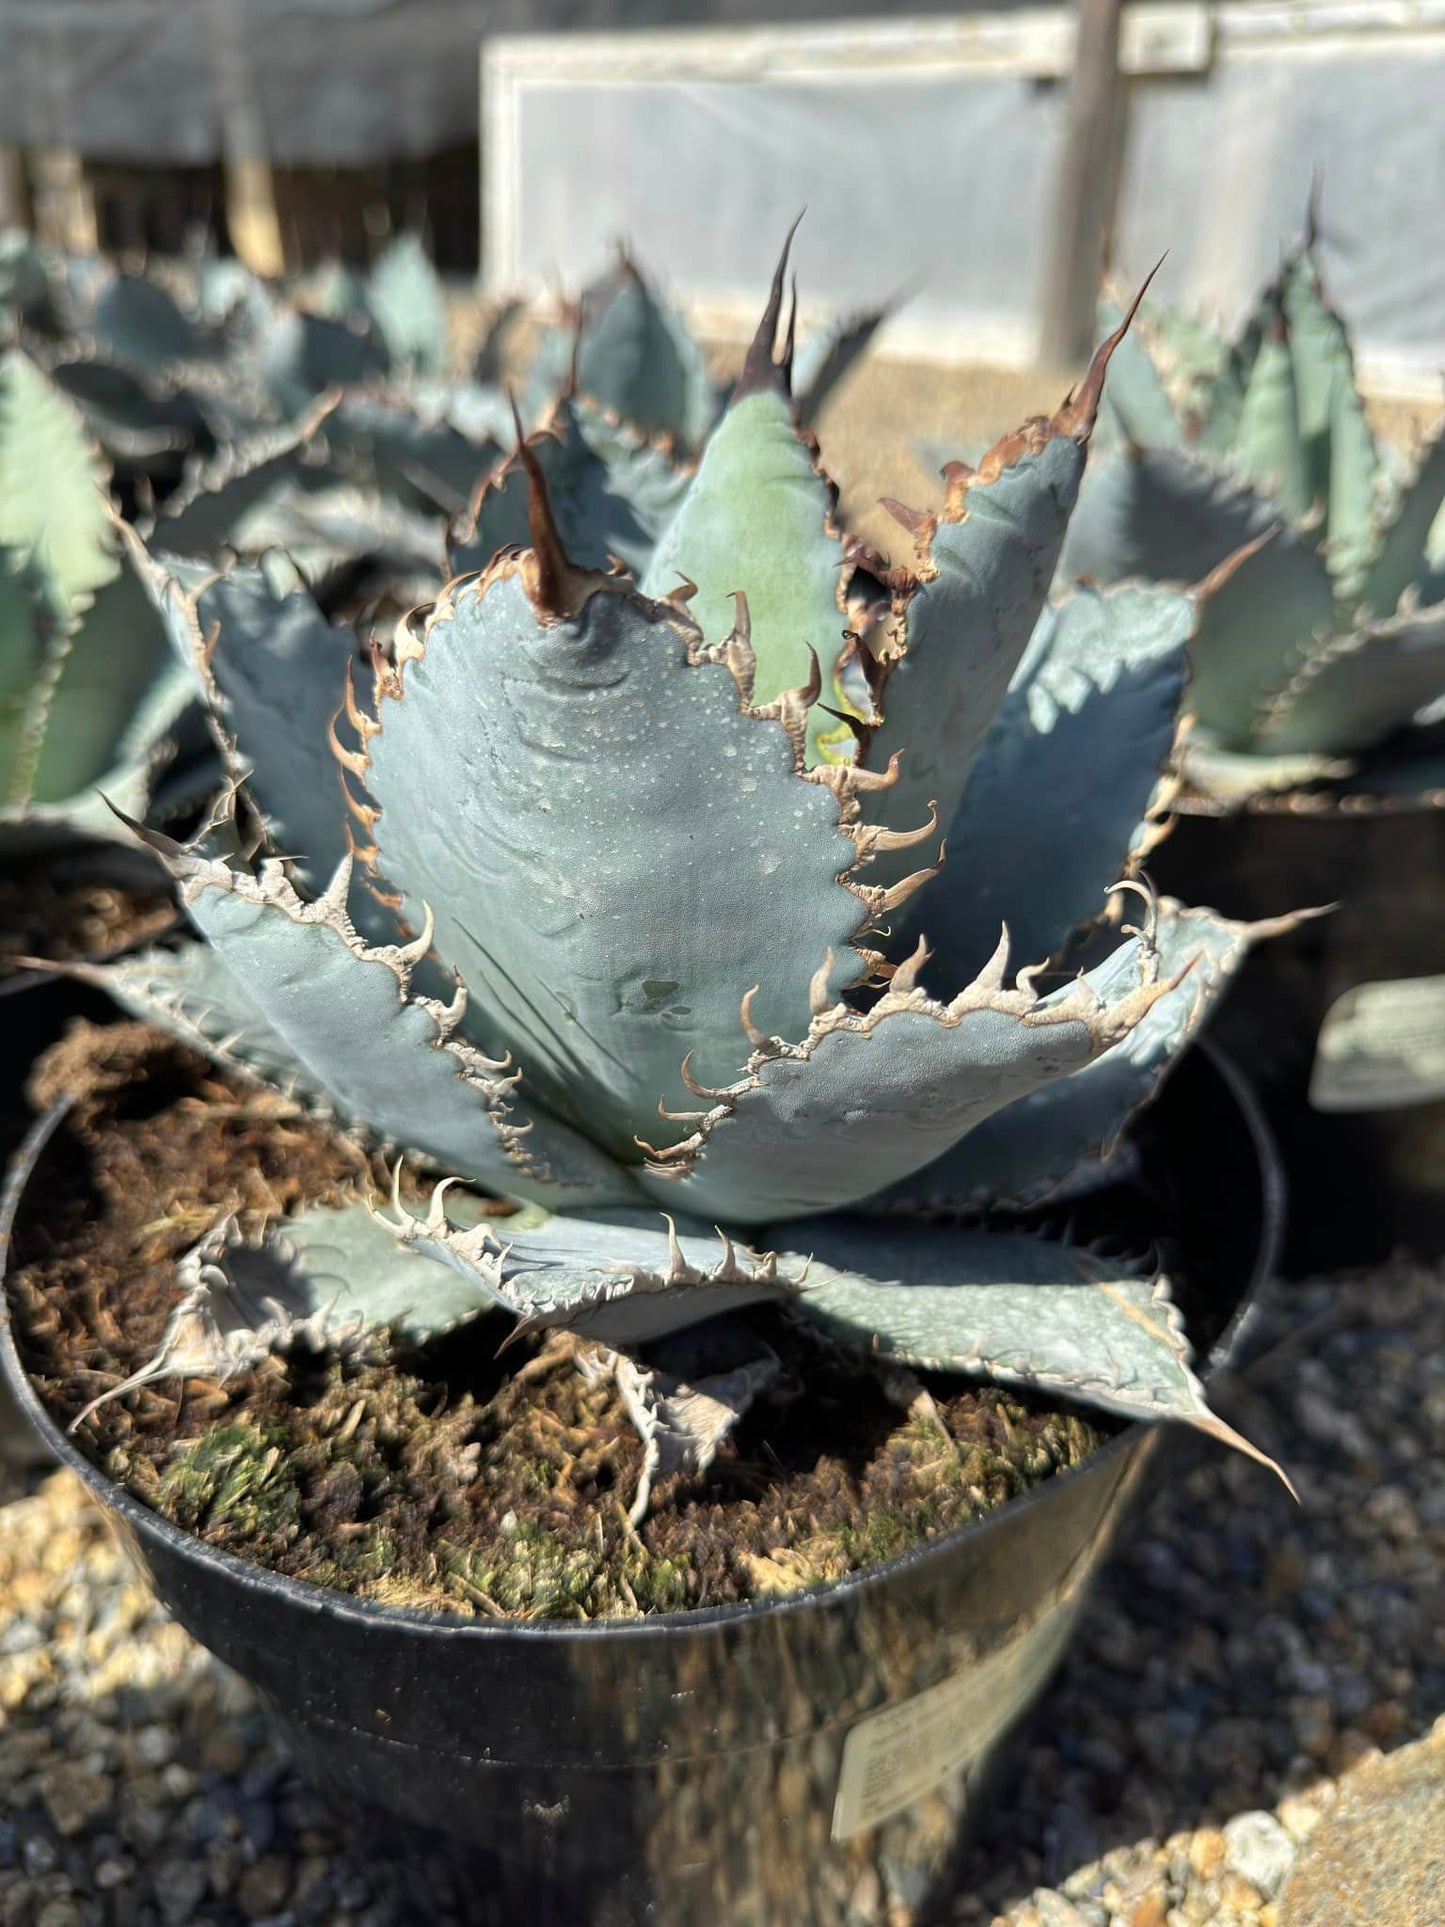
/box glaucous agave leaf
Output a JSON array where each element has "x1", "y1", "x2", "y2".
[
  {"x1": 1257, "y1": 601, "x2": 1445, "y2": 758},
  {"x1": 364, "y1": 232, "x2": 450, "y2": 379},
  {"x1": 0, "y1": 352, "x2": 177, "y2": 827},
  {"x1": 326, "y1": 391, "x2": 502, "y2": 517},
  {"x1": 362, "y1": 531, "x2": 866, "y2": 1157},
  {"x1": 866, "y1": 901, "x2": 1272, "y2": 1215},
  {"x1": 91, "y1": 272, "x2": 211, "y2": 372},
  {"x1": 530, "y1": 250, "x2": 716, "y2": 454},
  {"x1": 450, "y1": 393, "x2": 688, "y2": 581},
  {"x1": 1058, "y1": 445, "x2": 1337, "y2": 749},
  {"x1": 127, "y1": 535, "x2": 357, "y2": 893},
  {"x1": 786, "y1": 1217, "x2": 1275, "y2": 1456},
  {"x1": 127, "y1": 826, "x2": 638, "y2": 1212},
  {"x1": 1230, "y1": 299, "x2": 1313, "y2": 522},
  {"x1": 1358, "y1": 427, "x2": 1445, "y2": 621},
  {"x1": 860, "y1": 297, "x2": 1143, "y2": 866},
  {"x1": 892, "y1": 576, "x2": 1199, "y2": 986},
  {"x1": 227, "y1": 482, "x2": 447, "y2": 586},
  {"x1": 47, "y1": 355, "x2": 217, "y2": 471},
  {"x1": 145, "y1": 398, "x2": 338, "y2": 559},
  {"x1": 642, "y1": 233, "x2": 850, "y2": 766},
  {"x1": 639, "y1": 927, "x2": 1172, "y2": 1226},
  {"x1": 379, "y1": 1195, "x2": 806, "y2": 1346},
  {"x1": 263, "y1": 306, "x2": 390, "y2": 418}
]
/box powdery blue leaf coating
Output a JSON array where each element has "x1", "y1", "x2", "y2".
[
  {"x1": 365, "y1": 233, "x2": 450, "y2": 379},
  {"x1": 642, "y1": 388, "x2": 848, "y2": 764},
  {"x1": 1259, "y1": 603, "x2": 1445, "y2": 758},
  {"x1": 791, "y1": 307, "x2": 886, "y2": 427},
  {"x1": 863, "y1": 417, "x2": 1094, "y2": 874},
  {"x1": 900, "y1": 579, "x2": 1196, "y2": 986},
  {"x1": 450, "y1": 395, "x2": 688, "y2": 581},
  {"x1": 1359, "y1": 428, "x2": 1445, "y2": 621},
  {"x1": 363, "y1": 563, "x2": 865, "y2": 1155},
  {"x1": 867, "y1": 902, "x2": 1267, "y2": 1214},
  {"x1": 639, "y1": 931, "x2": 1173, "y2": 1226},
  {"x1": 151, "y1": 837, "x2": 637, "y2": 1212}
]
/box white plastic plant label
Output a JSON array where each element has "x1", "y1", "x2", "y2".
[
  {"x1": 830, "y1": 1599, "x2": 1080, "y2": 1840},
  {"x1": 1310, "y1": 973, "x2": 1445, "y2": 1112}
]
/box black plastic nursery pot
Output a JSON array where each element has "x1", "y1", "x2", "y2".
[
  {"x1": 0, "y1": 1045, "x2": 1280, "y2": 1927},
  {"x1": 1151, "y1": 791, "x2": 1445, "y2": 1275}
]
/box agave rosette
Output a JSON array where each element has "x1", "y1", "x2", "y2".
[
  {"x1": 88, "y1": 237, "x2": 1283, "y2": 1498},
  {"x1": 1061, "y1": 220, "x2": 1445, "y2": 803}
]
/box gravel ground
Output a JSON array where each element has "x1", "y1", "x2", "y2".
[{"x1": 0, "y1": 1261, "x2": 1439, "y2": 1926}]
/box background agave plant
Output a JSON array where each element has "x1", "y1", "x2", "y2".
[
  {"x1": 0, "y1": 348, "x2": 202, "y2": 852},
  {"x1": 83, "y1": 238, "x2": 1283, "y2": 1514},
  {"x1": 527, "y1": 245, "x2": 886, "y2": 457},
  {"x1": 1060, "y1": 223, "x2": 1445, "y2": 802}
]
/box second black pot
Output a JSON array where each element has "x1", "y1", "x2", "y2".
[
  {"x1": 0, "y1": 1046, "x2": 1281, "y2": 1927},
  {"x1": 1152, "y1": 794, "x2": 1445, "y2": 1274}
]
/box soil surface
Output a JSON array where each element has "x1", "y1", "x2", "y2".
[
  {"x1": 0, "y1": 860, "x2": 177, "y2": 983},
  {"x1": 7, "y1": 1022, "x2": 1110, "y2": 1621}
]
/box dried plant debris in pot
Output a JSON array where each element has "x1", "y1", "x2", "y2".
[
  {"x1": 0, "y1": 857, "x2": 177, "y2": 983},
  {"x1": 9, "y1": 1026, "x2": 1113, "y2": 1620}
]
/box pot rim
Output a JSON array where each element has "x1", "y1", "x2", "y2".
[
  {"x1": 1173, "y1": 783, "x2": 1445, "y2": 822},
  {"x1": 0, "y1": 1039, "x2": 1283, "y2": 1645}
]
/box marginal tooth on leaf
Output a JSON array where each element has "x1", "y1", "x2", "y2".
[
  {"x1": 735, "y1": 211, "x2": 804, "y2": 401},
  {"x1": 317, "y1": 853, "x2": 353, "y2": 921},
  {"x1": 665, "y1": 574, "x2": 699, "y2": 609},
  {"x1": 1015, "y1": 959, "x2": 1049, "y2": 1001},
  {"x1": 808, "y1": 949, "x2": 836, "y2": 1015},
  {"x1": 977, "y1": 924, "x2": 1012, "y2": 993},
  {"x1": 1106, "y1": 875, "x2": 1160, "y2": 950},
  {"x1": 343, "y1": 659, "x2": 381, "y2": 741},
  {"x1": 662, "y1": 1214, "x2": 686, "y2": 1280},
  {"x1": 389, "y1": 1161, "x2": 406, "y2": 1215},
  {"x1": 740, "y1": 985, "x2": 769, "y2": 1050},
  {"x1": 1055, "y1": 255, "x2": 1166, "y2": 441},
  {"x1": 715, "y1": 1228, "x2": 738, "y2": 1278},
  {"x1": 939, "y1": 457, "x2": 976, "y2": 487},
  {"x1": 845, "y1": 750, "x2": 904, "y2": 794},
  {"x1": 393, "y1": 607, "x2": 429, "y2": 670},
  {"x1": 394, "y1": 901, "x2": 436, "y2": 970},
  {"x1": 881, "y1": 497, "x2": 935, "y2": 544},
  {"x1": 341, "y1": 779, "x2": 380, "y2": 832},
  {"x1": 426, "y1": 1175, "x2": 461, "y2": 1234},
  {"x1": 435, "y1": 978, "x2": 468, "y2": 1035},
  {"x1": 850, "y1": 799, "x2": 939, "y2": 860},
  {"x1": 679, "y1": 1052, "x2": 728, "y2": 1102},
  {"x1": 327, "y1": 707, "x2": 371, "y2": 778},
  {"x1": 861, "y1": 847, "x2": 944, "y2": 919},
  {"x1": 657, "y1": 1097, "x2": 708, "y2": 1123},
  {"x1": 1194, "y1": 528, "x2": 1276, "y2": 602},
  {"x1": 889, "y1": 936, "x2": 931, "y2": 997}
]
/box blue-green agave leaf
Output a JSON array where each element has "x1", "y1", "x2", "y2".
[
  {"x1": 363, "y1": 551, "x2": 866, "y2": 1158},
  {"x1": 1359, "y1": 428, "x2": 1445, "y2": 621},
  {"x1": 378, "y1": 1196, "x2": 807, "y2": 1346},
  {"x1": 1180, "y1": 739, "x2": 1353, "y2": 803},
  {"x1": 533, "y1": 253, "x2": 715, "y2": 452},
  {"x1": 861, "y1": 355, "x2": 1118, "y2": 864},
  {"x1": 365, "y1": 233, "x2": 450, "y2": 378},
  {"x1": 642, "y1": 382, "x2": 847, "y2": 766},
  {"x1": 1278, "y1": 248, "x2": 1378, "y2": 585},
  {"x1": 148, "y1": 398, "x2": 337, "y2": 558},
  {"x1": 449, "y1": 394, "x2": 688, "y2": 581},
  {"x1": 897, "y1": 579, "x2": 1197, "y2": 985},
  {"x1": 0, "y1": 349, "x2": 116, "y2": 613},
  {"x1": 789, "y1": 1217, "x2": 1270, "y2": 1454},
  {"x1": 227, "y1": 483, "x2": 446, "y2": 585},
  {"x1": 91, "y1": 273, "x2": 206, "y2": 372},
  {"x1": 867, "y1": 902, "x2": 1270, "y2": 1214},
  {"x1": 1058, "y1": 445, "x2": 1336, "y2": 748},
  {"x1": 263, "y1": 307, "x2": 390, "y2": 417},
  {"x1": 135, "y1": 832, "x2": 636, "y2": 1211},
  {"x1": 126, "y1": 535, "x2": 357, "y2": 893},
  {"x1": 328, "y1": 391, "x2": 502, "y2": 516},
  {"x1": 47, "y1": 355, "x2": 219, "y2": 470},
  {"x1": 68, "y1": 1204, "x2": 496, "y2": 1428},
  {"x1": 91, "y1": 937, "x2": 320, "y2": 1094},
  {"x1": 640, "y1": 929, "x2": 1174, "y2": 1226},
  {"x1": 1231, "y1": 297, "x2": 1313, "y2": 520},
  {"x1": 1092, "y1": 295, "x2": 1185, "y2": 450},
  {"x1": 1258, "y1": 602, "x2": 1445, "y2": 757}
]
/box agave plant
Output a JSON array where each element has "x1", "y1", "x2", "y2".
[
  {"x1": 528, "y1": 247, "x2": 885, "y2": 456},
  {"x1": 1061, "y1": 226, "x2": 1445, "y2": 801},
  {"x1": 86, "y1": 238, "x2": 1283, "y2": 1513},
  {"x1": 0, "y1": 348, "x2": 203, "y2": 852}
]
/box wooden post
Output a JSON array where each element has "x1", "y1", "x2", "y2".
[
  {"x1": 0, "y1": 149, "x2": 28, "y2": 231},
  {"x1": 207, "y1": 0, "x2": 286, "y2": 276},
  {"x1": 28, "y1": 148, "x2": 97, "y2": 254},
  {"x1": 1039, "y1": 0, "x2": 1126, "y2": 371}
]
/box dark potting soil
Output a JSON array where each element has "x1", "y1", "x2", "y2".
[
  {"x1": 9, "y1": 1023, "x2": 1113, "y2": 1621},
  {"x1": 0, "y1": 861, "x2": 178, "y2": 980}
]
